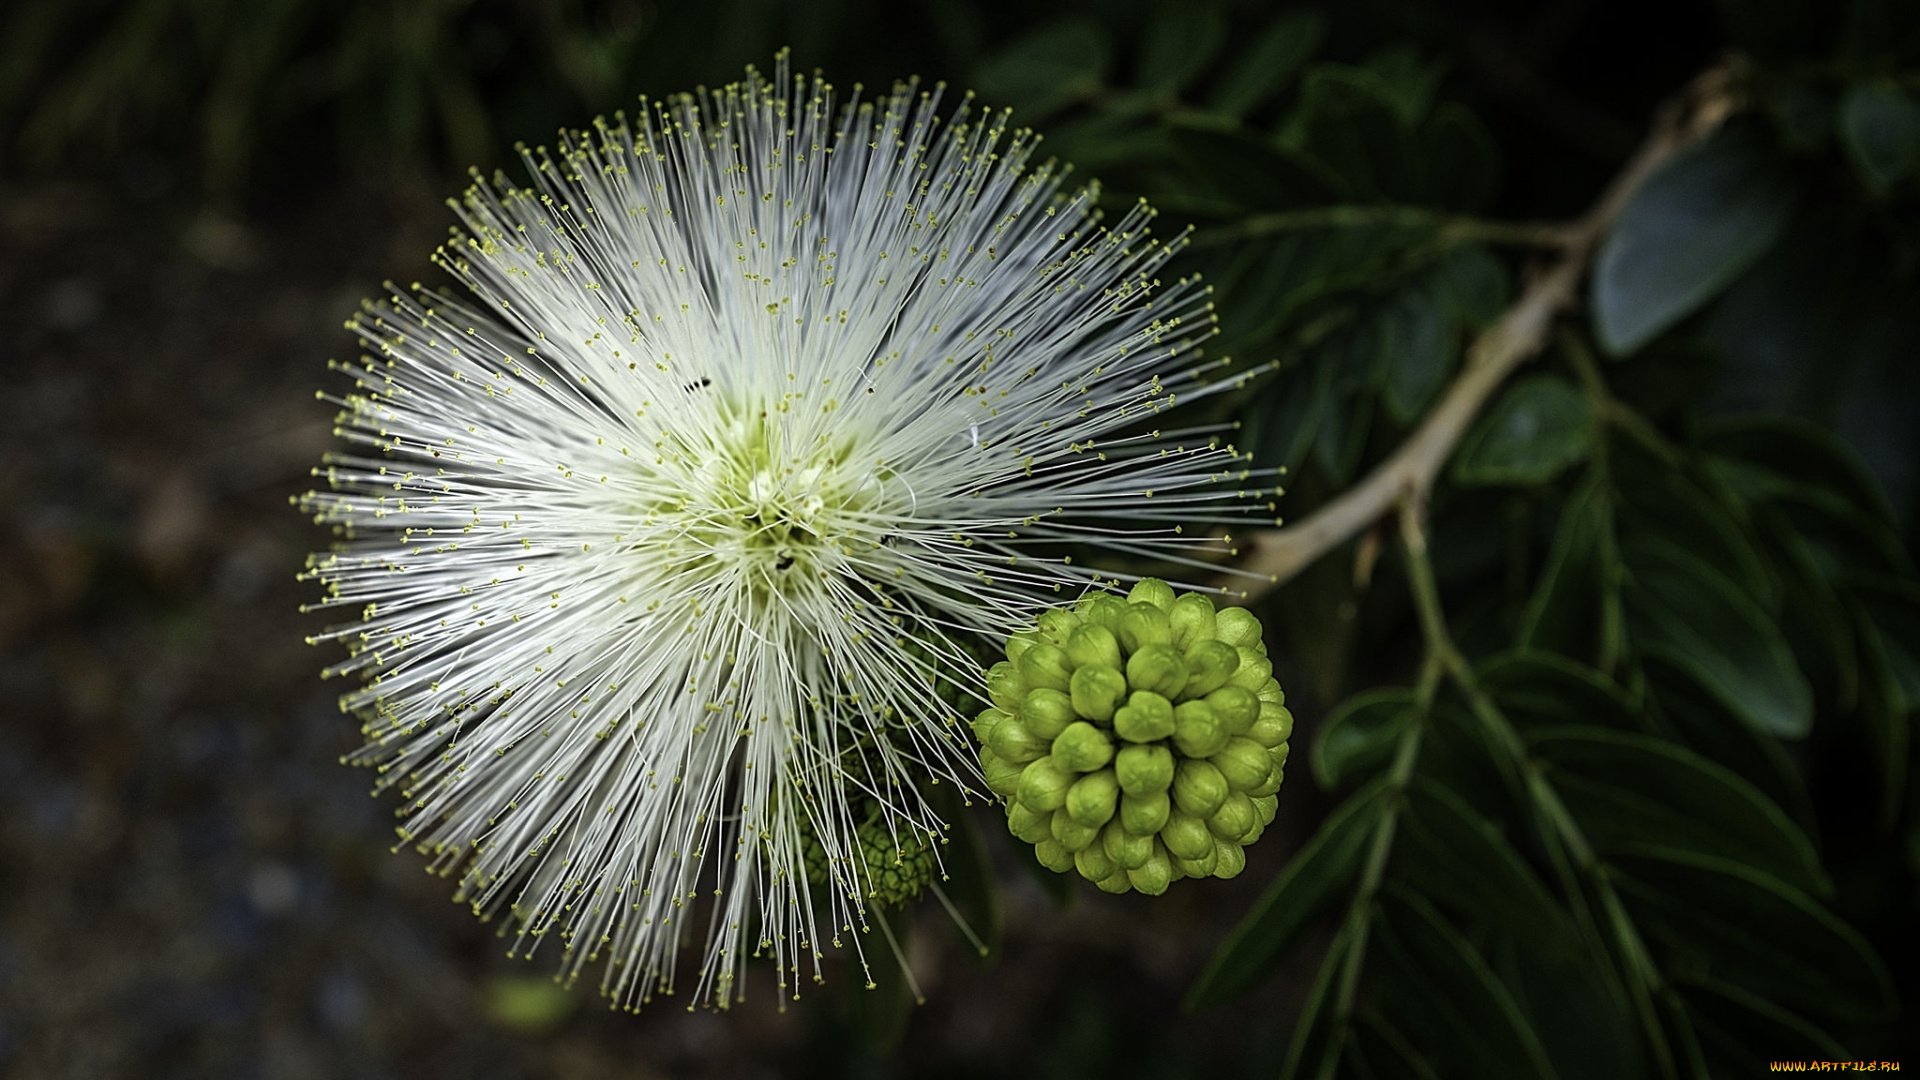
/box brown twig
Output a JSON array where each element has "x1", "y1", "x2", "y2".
[{"x1": 1228, "y1": 62, "x2": 1745, "y2": 600}]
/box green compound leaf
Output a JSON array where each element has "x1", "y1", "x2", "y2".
[
  {"x1": 1137, "y1": 0, "x2": 1226, "y2": 97},
  {"x1": 1621, "y1": 534, "x2": 1813, "y2": 739},
  {"x1": 1516, "y1": 477, "x2": 1610, "y2": 663},
  {"x1": 1279, "y1": 917, "x2": 1361, "y2": 1080},
  {"x1": 1378, "y1": 283, "x2": 1453, "y2": 424},
  {"x1": 1700, "y1": 414, "x2": 1898, "y2": 527},
  {"x1": 1452, "y1": 375, "x2": 1594, "y2": 487},
  {"x1": 1432, "y1": 243, "x2": 1510, "y2": 330},
  {"x1": 1526, "y1": 726, "x2": 1828, "y2": 897},
  {"x1": 1346, "y1": 1012, "x2": 1442, "y2": 1080},
  {"x1": 974, "y1": 18, "x2": 1109, "y2": 118},
  {"x1": 1373, "y1": 885, "x2": 1562, "y2": 1080},
  {"x1": 1606, "y1": 845, "x2": 1896, "y2": 1024},
  {"x1": 1591, "y1": 123, "x2": 1799, "y2": 356},
  {"x1": 1392, "y1": 777, "x2": 1578, "y2": 955},
  {"x1": 1837, "y1": 81, "x2": 1920, "y2": 193},
  {"x1": 1314, "y1": 688, "x2": 1418, "y2": 789},
  {"x1": 1477, "y1": 649, "x2": 1645, "y2": 734},
  {"x1": 1186, "y1": 778, "x2": 1391, "y2": 1010},
  {"x1": 1205, "y1": 9, "x2": 1325, "y2": 118},
  {"x1": 1673, "y1": 977, "x2": 1849, "y2": 1069},
  {"x1": 1170, "y1": 123, "x2": 1341, "y2": 210}
]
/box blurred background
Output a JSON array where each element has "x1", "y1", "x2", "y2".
[{"x1": 1, "y1": 0, "x2": 1914, "y2": 1077}]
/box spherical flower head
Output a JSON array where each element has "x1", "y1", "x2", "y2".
[
  {"x1": 299, "y1": 52, "x2": 1273, "y2": 1010},
  {"x1": 975, "y1": 579, "x2": 1290, "y2": 894}
]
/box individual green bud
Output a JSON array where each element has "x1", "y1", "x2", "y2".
[
  {"x1": 1073, "y1": 842, "x2": 1117, "y2": 883},
  {"x1": 1229, "y1": 651, "x2": 1275, "y2": 692},
  {"x1": 1172, "y1": 759, "x2": 1230, "y2": 817},
  {"x1": 1127, "y1": 578, "x2": 1176, "y2": 611},
  {"x1": 1205, "y1": 685, "x2": 1259, "y2": 735},
  {"x1": 1247, "y1": 761, "x2": 1284, "y2": 798},
  {"x1": 1170, "y1": 843, "x2": 1218, "y2": 879},
  {"x1": 1213, "y1": 606, "x2": 1263, "y2": 649},
  {"x1": 1115, "y1": 742, "x2": 1175, "y2": 795},
  {"x1": 1065, "y1": 768, "x2": 1120, "y2": 828},
  {"x1": 970, "y1": 706, "x2": 1010, "y2": 743},
  {"x1": 987, "y1": 715, "x2": 1048, "y2": 763},
  {"x1": 1081, "y1": 594, "x2": 1132, "y2": 632},
  {"x1": 1051, "y1": 808, "x2": 1099, "y2": 852},
  {"x1": 1172, "y1": 700, "x2": 1230, "y2": 759},
  {"x1": 1211, "y1": 736, "x2": 1272, "y2": 792},
  {"x1": 1006, "y1": 800, "x2": 1052, "y2": 844},
  {"x1": 1102, "y1": 820, "x2": 1154, "y2": 870},
  {"x1": 1112, "y1": 690, "x2": 1175, "y2": 744},
  {"x1": 1181, "y1": 639, "x2": 1241, "y2": 699},
  {"x1": 1017, "y1": 642, "x2": 1074, "y2": 692},
  {"x1": 1257, "y1": 680, "x2": 1285, "y2": 705},
  {"x1": 1247, "y1": 701, "x2": 1293, "y2": 748},
  {"x1": 1117, "y1": 603, "x2": 1174, "y2": 653},
  {"x1": 1211, "y1": 836, "x2": 1247, "y2": 880},
  {"x1": 1093, "y1": 870, "x2": 1133, "y2": 895},
  {"x1": 980, "y1": 748, "x2": 1023, "y2": 797},
  {"x1": 986, "y1": 662, "x2": 1027, "y2": 712},
  {"x1": 1021, "y1": 688, "x2": 1078, "y2": 740},
  {"x1": 1016, "y1": 755, "x2": 1075, "y2": 812},
  {"x1": 1270, "y1": 743, "x2": 1291, "y2": 772},
  {"x1": 1208, "y1": 792, "x2": 1256, "y2": 842},
  {"x1": 1052, "y1": 721, "x2": 1115, "y2": 772},
  {"x1": 1065, "y1": 623, "x2": 1123, "y2": 672},
  {"x1": 1127, "y1": 840, "x2": 1174, "y2": 896},
  {"x1": 1119, "y1": 789, "x2": 1171, "y2": 835},
  {"x1": 1068, "y1": 664, "x2": 1127, "y2": 724},
  {"x1": 1160, "y1": 808, "x2": 1215, "y2": 861},
  {"x1": 1005, "y1": 630, "x2": 1039, "y2": 665},
  {"x1": 1126, "y1": 644, "x2": 1188, "y2": 700},
  {"x1": 1253, "y1": 793, "x2": 1279, "y2": 826},
  {"x1": 1036, "y1": 607, "x2": 1083, "y2": 646},
  {"x1": 1033, "y1": 838, "x2": 1075, "y2": 873},
  {"x1": 1168, "y1": 592, "x2": 1218, "y2": 651}
]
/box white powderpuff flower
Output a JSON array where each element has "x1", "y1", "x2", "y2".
[{"x1": 299, "y1": 53, "x2": 1272, "y2": 1011}]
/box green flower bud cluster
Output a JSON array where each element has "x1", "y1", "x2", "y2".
[
  {"x1": 798, "y1": 805, "x2": 938, "y2": 908},
  {"x1": 972, "y1": 579, "x2": 1292, "y2": 895}
]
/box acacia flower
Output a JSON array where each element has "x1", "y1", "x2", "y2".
[{"x1": 300, "y1": 53, "x2": 1273, "y2": 1011}]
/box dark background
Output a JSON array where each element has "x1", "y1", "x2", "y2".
[{"x1": 1, "y1": 1, "x2": 1910, "y2": 1077}]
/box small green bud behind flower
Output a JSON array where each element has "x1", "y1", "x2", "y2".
[
  {"x1": 1036, "y1": 607, "x2": 1082, "y2": 646},
  {"x1": 1160, "y1": 808, "x2": 1215, "y2": 861},
  {"x1": 1172, "y1": 700, "x2": 1230, "y2": 759},
  {"x1": 1254, "y1": 793, "x2": 1279, "y2": 826},
  {"x1": 1065, "y1": 623, "x2": 1123, "y2": 672},
  {"x1": 1170, "y1": 843, "x2": 1218, "y2": 879},
  {"x1": 988, "y1": 716, "x2": 1048, "y2": 763},
  {"x1": 1258, "y1": 682, "x2": 1285, "y2": 706},
  {"x1": 1021, "y1": 687, "x2": 1078, "y2": 740},
  {"x1": 987, "y1": 662, "x2": 1027, "y2": 711},
  {"x1": 1005, "y1": 631, "x2": 1039, "y2": 664},
  {"x1": 1115, "y1": 742, "x2": 1175, "y2": 794},
  {"x1": 1168, "y1": 592, "x2": 1217, "y2": 651},
  {"x1": 1051, "y1": 809, "x2": 1099, "y2": 852},
  {"x1": 1017, "y1": 755, "x2": 1076, "y2": 812},
  {"x1": 1214, "y1": 606, "x2": 1262, "y2": 649},
  {"x1": 1113, "y1": 690, "x2": 1175, "y2": 744},
  {"x1": 1117, "y1": 602, "x2": 1174, "y2": 653},
  {"x1": 1205, "y1": 685, "x2": 1259, "y2": 735},
  {"x1": 1065, "y1": 768, "x2": 1120, "y2": 828},
  {"x1": 1120, "y1": 789, "x2": 1171, "y2": 835},
  {"x1": 1068, "y1": 664, "x2": 1127, "y2": 723},
  {"x1": 1102, "y1": 820, "x2": 1154, "y2": 870},
  {"x1": 1128, "y1": 578, "x2": 1176, "y2": 611},
  {"x1": 1248, "y1": 762, "x2": 1284, "y2": 799},
  {"x1": 1073, "y1": 842, "x2": 1117, "y2": 883},
  {"x1": 1007, "y1": 801, "x2": 1052, "y2": 844},
  {"x1": 1093, "y1": 870, "x2": 1133, "y2": 895},
  {"x1": 1034, "y1": 838, "x2": 1075, "y2": 873},
  {"x1": 1208, "y1": 792, "x2": 1256, "y2": 841},
  {"x1": 1127, "y1": 841, "x2": 1174, "y2": 896},
  {"x1": 1172, "y1": 759, "x2": 1229, "y2": 817},
  {"x1": 1126, "y1": 643, "x2": 1188, "y2": 700},
  {"x1": 970, "y1": 706, "x2": 1010, "y2": 743},
  {"x1": 1211, "y1": 736, "x2": 1272, "y2": 792},
  {"x1": 1181, "y1": 639, "x2": 1241, "y2": 699},
  {"x1": 1229, "y1": 651, "x2": 1275, "y2": 693},
  {"x1": 1053, "y1": 721, "x2": 1115, "y2": 772},
  {"x1": 1017, "y1": 642, "x2": 1074, "y2": 692},
  {"x1": 1247, "y1": 701, "x2": 1293, "y2": 747},
  {"x1": 1211, "y1": 836, "x2": 1247, "y2": 879},
  {"x1": 1079, "y1": 594, "x2": 1132, "y2": 632},
  {"x1": 980, "y1": 748, "x2": 1023, "y2": 797}
]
